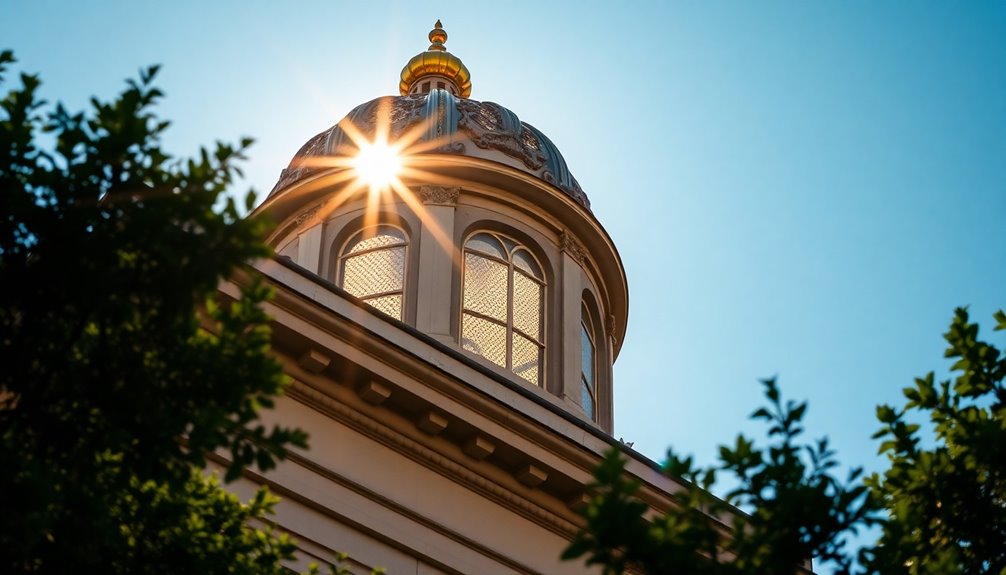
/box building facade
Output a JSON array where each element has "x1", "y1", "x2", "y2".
[{"x1": 222, "y1": 22, "x2": 731, "y2": 574}]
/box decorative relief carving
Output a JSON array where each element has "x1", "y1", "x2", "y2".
[
  {"x1": 418, "y1": 185, "x2": 460, "y2": 206},
  {"x1": 271, "y1": 94, "x2": 592, "y2": 212},
  {"x1": 606, "y1": 314, "x2": 617, "y2": 339},
  {"x1": 455, "y1": 99, "x2": 547, "y2": 171},
  {"x1": 560, "y1": 230, "x2": 587, "y2": 264},
  {"x1": 292, "y1": 204, "x2": 322, "y2": 230},
  {"x1": 433, "y1": 141, "x2": 466, "y2": 154},
  {"x1": 359, "y1": 95, "x2": 427, "y2": 140},
  {"x1": 561, "y1": 181, "x2": 590, "y2": 209}
]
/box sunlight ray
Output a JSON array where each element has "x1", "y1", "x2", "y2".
[{"x1": 388, "y1": 178, "x2": 456, "y2": 263}]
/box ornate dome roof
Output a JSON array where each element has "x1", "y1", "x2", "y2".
[
  {"x1": 269, "y1": 22, "x2": 588, "y2": 210},
  {"x1": 270, "y1": 90, "x2": 588, "y2": 209}
]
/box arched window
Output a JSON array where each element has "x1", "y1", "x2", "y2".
[
  {"x1": 461, "y1": 232, "x2": 545, "y2": 385},
  {"x1": 580, "y1": 309, "x2": 596, "y2": 419},
  {"x1": 338, "y1": 225, "x2": 407, "y2": 320}
]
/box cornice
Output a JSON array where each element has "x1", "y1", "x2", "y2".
[
  {"x1": 286, "y1": 380, "x2": 581, "y2": 539},
  {"x1": 220, "y1": 261, "x2": 741, "y2": 532}
]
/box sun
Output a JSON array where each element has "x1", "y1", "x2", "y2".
[{"x1": 353, "y1": 138, "x2": 402, "y2": 191}]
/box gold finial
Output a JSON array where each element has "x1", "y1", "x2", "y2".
[
  {"x1": 400, "y1": 20, "x2": 472, "y2": 98},
  {"x1": 428, "y1": 20, "x2": 447, "y2": 51}
]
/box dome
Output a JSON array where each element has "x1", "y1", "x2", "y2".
[{"x1": 269, "y1": 89, "x2": 590, "y2": 209}]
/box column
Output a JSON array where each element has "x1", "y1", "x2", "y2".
[{"x1": 414, "y1": 186, "x2": 460, "y2": 341}]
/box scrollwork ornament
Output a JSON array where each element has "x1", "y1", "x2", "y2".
[
  {"x1": 418, "y1": 185, "x2": 461, "y2": 206},
  {"x1": 560, "y1": 230, "x2": 587, "y2": 264},
  {"x1": 292, "y1": 204, "x2": 322, "y2": 230}
]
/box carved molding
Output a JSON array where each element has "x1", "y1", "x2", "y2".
[
  {"x1": 357, "y1": 380, "x2": 392, "y2": 405},
  {"x1": 516, "y1": 464, "x2": 548, "y2": 488},
  {"x1": 298, "y1": 348, "x2": 331, "y2": 374},
  {"x1": 560, "y1": 230, "x2": 587, "y2": 264},
  {"x1": 286, "y1": 380, "x2": 580, "y2": 538},
  {"x1": 456, "y1": 99, "x2": 547, "y2": 171},
  {"x1": 463, "y1": 436, "x2": 496, "y2": 460},
  {"x1": 218, "y1": 451, "x2": 536, "y2": 575},
  {"x1": 418, "y1": 185, "x2": 461, "y2": 206},
  {"x1": 292, "y1": 204, "x2": 322, "y2": 230},
  {"x1": 607, "y1": 314, "x2": 617, "y2": 340},
  {"x1": 416, "y1": 411, "x2": 449, "y2": 436}
]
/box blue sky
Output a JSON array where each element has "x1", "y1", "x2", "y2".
[{"x1": 4, "y1": 0, "x2": 1004, "y2": 565}]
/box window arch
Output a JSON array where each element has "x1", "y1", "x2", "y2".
[
  {"x1": 580, "y1": 308, "x2": 597, "y2": 419},
  {"x1": 461, "y1": 232, "x2": 545, "y2": 386},
  {"x1": 338, "y1": 225, "x2": 408, "y2": 320}
]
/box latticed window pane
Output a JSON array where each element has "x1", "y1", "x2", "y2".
[
  {"x1": 581, "y1": 322, "x2": 594, "y2": 385},
  {"x1": 462, "y1": 313, "x2": 507, "y2": 368},
  {"x1": 513, "y1": 271, "x2": 541, "y2": 340},
  {"x1": 581, "y1": 379, "x2": 595, "y2": 417},
  {"x1": 465, "y1": 233, "x2": 506, "y2": 259},
  {"x1": 342, "y1": 246, "x2": 405, "y2": 298},
  {"x1": 461, "y1": 232, "x2": 547, "y2": 387},
  {"x1": 463, "y1": 253, "x2": 508, "y2": 322},
  {"x1": 348, "y1": 228, "x2": 406, "y2": 254},
  {"x1": 363, "y1": 294, "x2": 402, "y2": 319},
  {"x1": 513, "y1": 249, "x2": 541, "y2": 278},
  {"x1": 512, "y1": 333, "x2": 541, "y2": 386}
]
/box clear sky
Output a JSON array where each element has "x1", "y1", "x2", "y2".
[{"x1": 4, "y1": 0, "x2": 1004, "y2": 565}]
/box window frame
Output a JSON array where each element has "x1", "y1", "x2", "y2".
[
  {"x1": 459, "y1": 231, "x2": 547, "y2": 386},
  {"x1": 336, "y1": 224, "x2": 409, "y2": 320}
]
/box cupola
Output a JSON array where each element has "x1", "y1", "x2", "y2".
[{"x1": 255, "y1": 22, "x2": 627, "y2": 432}]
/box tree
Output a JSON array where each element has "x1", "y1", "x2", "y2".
[
  {"x1": 866, "y1": 307, "x2": 1006, "y2": 575},
  {"x1": 0, "y1": 50, "x2": 310, "y2": 573},
  {"x1": 564, "y1": 307, "x2": 1005, "y2": 574},
  {"x1": 564, "y1": 379, "x2": 874, "y2": 575}
]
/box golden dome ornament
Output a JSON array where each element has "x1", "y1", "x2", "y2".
[{"x1": 399, "y1": 20, "x2": 472, "y2": 98}]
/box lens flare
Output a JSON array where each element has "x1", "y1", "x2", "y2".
[{"x1": 353, "y1": 139, "x2": 401, "y2": 190}]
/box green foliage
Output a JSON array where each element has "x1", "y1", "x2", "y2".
[
  {"x1": 562, "y1": 448, "x2": 721, "y2": 574},
  {"x1": 566, "y1": 379, "x2": 873, "y2": 575},
  {"x1": 0, "y1": 50, "x2": 322, "y2": 573},
  {"x1": 865, "y1": 307, "x2": 1006, "y2": 575},
  {"x1": 566, "y1": 308, "x2": 1006, "y2": 574}
]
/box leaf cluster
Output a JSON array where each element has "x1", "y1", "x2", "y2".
[
  {"x1": 0, "y1": 50, "x2": 311, "y2": 573},
  {"x1": 865, "y1": 307, "x2": 1006, "y2": 575},
  {"x1": 566, "y1": 307, "x2": 1006, "y2": 575},
  {"x1": 566, "y1": 379, "x2": 874, "y2": 575}
]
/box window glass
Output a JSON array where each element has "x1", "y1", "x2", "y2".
[
  {"x1": 347, "y1": 228, "x2": 405, "y2": 254},
  {"x1": 461, "y1": 314, "x2": 507, "y2": 368},
  {"x1": 580, "y1": 322, "x2": 594, "y2": 385},
  {"x1": 512, "y1": 272, "x2": 541, "y2": 339},
  {"x1": 342, "y1": 248, "x2": 405, "y2": 296},
  {"x1": 512, "y1": 333, "x2": 540, "y2": 385},
  {"x1": 339, "y1": 225, "x2": 407, "y2": 320},
  {"x1": 365, "y1": 294, "x2": 402, "y2": 319},
  {"x1": 580, "y1": 315, "x2": 596, "y2": 418},
  {"x1": 465, "y1": 233, "x2": 506, "y2": 259},
  {"x1": 581, "y1": 380, "x2": 594, "y2": 418},
  {"x1": 513, "y1": 249, "x2": 541, "y2": 276},
  {"x1": 461, "y1": 232, "x2": 545, "y2": 385},
  {"x1": 462, "y1": 253, "x2": 508, "y2": 321}
]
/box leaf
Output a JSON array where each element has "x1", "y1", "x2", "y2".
[{"x1": 876, "y1": 405, "x2": 898, "y2": 424}]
